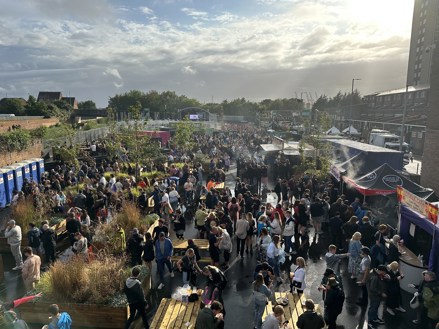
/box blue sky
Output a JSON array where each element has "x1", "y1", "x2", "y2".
[{"x1": 0, "y1": 0, "x2": 414, "y2": 107}]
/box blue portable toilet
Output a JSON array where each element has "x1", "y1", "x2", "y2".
[
  {"x1": 0, "y1": 168, "x2": 15, "y2": 204},
  {"x1": 24, "y1": 159, "x2": 37, "y2": 182},
  {"x1": 0, "y1": 173, "x2": 6, "y2": 208},
  {"x1": 16, "y1": 161, "x2": 31, "y2": 181},
  {"x1": 30, "y1": 158, "x2": 44, "y2": 182},
  {"x1": 4, "y1": 164, "x2": 24, "y2": 193}
]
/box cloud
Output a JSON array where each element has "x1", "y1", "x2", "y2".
[
  {"x1": 113, "y1": 81, "x2": 124, "y2": 88},
  {"x1": 139, "y1": 6, "x2": 153, "y2": 15},
  {"x1": 103, "y1": 68, "x2": 122, "y2": 80},
  {"x1": 181, "y1": 7, "x2": 209, "y2": 20},
  {"x1": 181, "y1": 66, "x2": 197, "y2": 75}
]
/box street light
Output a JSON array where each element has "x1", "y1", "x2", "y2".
[
  {"x1": 399, "y1": 85, "x2": 409, "y2": 152},
  {"x1": 350, "y1": 78, "x2": 361, "y2": 134}
]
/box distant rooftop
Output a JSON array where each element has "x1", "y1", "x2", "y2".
[
  {"x1": 366, "y1": 85, "x2": 429, "y2": 97},
  {"x1": 325, "y1": 138, "x2": 403, "y2": 153}
]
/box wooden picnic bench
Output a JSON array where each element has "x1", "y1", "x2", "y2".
[
  {"x1": 172, "y1": 239, "x2": 209, "y2": 251},
  {"x1": 263, "y1": 292, "x2": 321, "y2": 329},
  {"x1": 150, "y1": 297, "x2": 202, "y2": 329}
]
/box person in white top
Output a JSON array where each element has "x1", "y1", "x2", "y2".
[
  {"x1": 269, "y1": 213, "x2": 282, "y2": 235},
  {"x1": 266, "y1": 235, "x2": 281, "y2": 285},
  {"x1": 283, "y1": 210, "x2": 295, "y2": 254},
  {"x1": 290, "y1": 256, "x2": 306, "y2": 294}
]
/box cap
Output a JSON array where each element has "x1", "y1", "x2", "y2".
[
  {"x1": 423, "y1": 270, "x2": 436, "y2": 279},
  {"x1": 8, "y1": 219, "x2": 15, "y2": 225},
  {"x1": 361, "y1": 247, "x2": 370, "y2": 254},
  {"x1": 323, "y1": 268, "x2": 335, "y2": 277}
]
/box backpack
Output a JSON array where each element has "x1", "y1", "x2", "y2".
[
  {"x1": 28, "y1": 229, "x2": 40, "y2": 248},
  {"x1": 48, "y1": 312, "x2": 72, "y2": 329}
]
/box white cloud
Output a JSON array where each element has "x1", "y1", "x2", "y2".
[
  {"x1": 181, "y1": 66, "x2": 197, "y2": 75},
  {"x1": 103, "y1": 68, "x2": 122, "y2": 80},
  {"x1": 114, "y1": 81, "x2": 124, "y2": 88},
  {"x1": 139, "y1": 6, "x2": 153, "y2": 15},
  {"x1": 181, "y1": 7, "x2": 209, "y2": 20}
]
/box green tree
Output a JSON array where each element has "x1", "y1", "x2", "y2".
[
  {"x1": 78, "y1": 100, "x2": 97, "y2": 110},
  {"x1": 173, "y1": 116, "x2": 195, "y2": 153},
  {"x1": 0, "y1": 98, "x2": 26, "y2": 116}
]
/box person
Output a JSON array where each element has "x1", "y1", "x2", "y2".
[
  {"x1": 409, "y1": 270, "x2": 439, "y2": 328},
  {"x1": 72, "y1": 232, "x2": 88, "y2": 261},
  {"x1": 359, "y1": 216, "x2": 377, "y2": 248},
  {"x1": 195, "y1": 205, "x2": 209, "y2": 239},
  {"x1": 296, "y1": 299, "x2": 325, "y2": 329},
  {"x1": 124, "y1": 267, "x2": 150, "y2": 329},
  {"x1": 328, "y1": 212, "x2": 344, "y2": 250},
  {"x1": 202, "y1": 265, "x2": 227, "y2": 306},
  {"x1": 254, "y1": 261, "x2": 275, "y2": 287},
  {"x1": 367, "y1": 265, "x2": 388, "y2": 328},
  {"x1": 66, "y1": 213, "x2": 81, "y2": 246},
  {"x1": 177, "y1": 248, "x2": 202, "y2": 286},
  {"x1": 266, "y1": 235, "x2": 281, "y2": 286},
  {"x1": 269, "y1": 212, "x2": 282, "y2": 236},
  {"x1": 385, "y1": 261, "x2": 406, "y2": 315},
  {"x1": 187, "y1": 239, "x2": 201, "y2": 261},
  {"x1": 5, "y1": 220, "x2": 23, "y2": 270},
  {"x1": 27, "y1": 223, "x2": 41, "y2": 255},
  {"x1": 318, "y1": 268, "x2": 343, "y2": 301},
  {"x1": 152, "y1": 219, "x2": 169, "y2": 242},
  {"x1": 347, "y1": 232, "x2": 362, "y2": 279},
  {"x1": 245, "y1": 212, "x2": 256, "y2": 255},
  {"x1": 283, "y1": 210, "x2": 295, "y2": 255},
  {"x1": 262, "y1": 305, "x2": 285, "y2": 329},
  {"x1": 342, "y1": 215, "x2": 358, "y2": 252},
  {"x1": 208, "y1": 226, "x2": 222, "y2": 267},
  {"x1": 42, "y1": 304, "x2": 72, "y2": 329},
  {"x1": 253, "y1": 273, "x2": 272, "y2": 329},
  {"x1": 290, "y1": 257, "x2": 306, "y2": 295},
  {"x1": 356, "y1": 247, "x2": 371, "y2": 306},
  {"x1": 21, "y1": 247, "x2": 41, "y2": 292},
  {"x1": 195, "y1": 301, "x2": 224, "y2": 329},
  {"x1": 257, "y1": 227, "x2": 272, "y2": 263},
  {"x1": 126, "y1": 228, "x2": 143, "y2": 266},
  {"x1": 40, "y1": 224, "x2": 56, "y2": 266},
  {"x1": 2, "y1": 310, "x2": 29, "y2": 329},
  {"x1": 155, "y1": 232, "x2": 174, "y2": 290},
  {"x1": 235, "y1": 214, "x2": 249, "y2": 258},
  {"x1": 310, "y1": 198, "x2": 324, "y2": 234},
  {"x1": 218, "y1": 227, "x2": 232, "y2": 270},
  {"x1": 324, "y1": 277, "x2": 345, "y2": 329},
  {"x1": 142, "y1": 232, "x2": 155, "y2": 272},
  {"x1": 387, "y1": 235, "x2": 402, "y2": 264},
  {"x1": 324, "y1": 244, "x2": 349, "y2": 276}
]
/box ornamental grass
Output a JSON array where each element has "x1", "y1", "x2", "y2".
[{"x1": 114, "y1": 201, "x2": 142, "y2": 234}]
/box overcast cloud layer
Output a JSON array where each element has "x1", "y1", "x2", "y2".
[{"x1": 0, "y1": 0, "x2": 414, "y2": 107}]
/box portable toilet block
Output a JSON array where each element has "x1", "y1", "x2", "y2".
[
  {"x1": 4, "y1": 164, "x2": 24, "y2": 192},
  {"x1": 30, "y1": 158, "x2": 44, "y2": 182},
  {"x1": 0, "y1": 168, "x2": 15, "y2": 204}
]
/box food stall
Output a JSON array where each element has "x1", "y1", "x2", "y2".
[{"x1": 396, "y1": 186, "x2": 439, "y2": 292}]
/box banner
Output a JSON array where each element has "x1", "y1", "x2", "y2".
[{"x1": 397, "y1": 186, "x2": 438, "y2": 225}]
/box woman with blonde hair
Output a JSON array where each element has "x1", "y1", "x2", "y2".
[
  {"x1": 266, "y1": 235, "x2": 281, "y2": 285},
  {"x1": 385, "y1": 261, "x2": 406, "y2": 315},
  {"x1": 290, "y1": 256, "x2": 306, "y2": 295},
  {"x1": 245, "y1": 212, "x2": 256, "y2": 255},
  {"x1": 348, "y1": 232, "x2": 362, "y2": 279}
]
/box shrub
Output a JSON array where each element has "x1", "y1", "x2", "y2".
[
  {"x1": 11, "y1": 198, "x2": 36, "y2": 233},
  {"x1": 114, "y1": 202, "x2": 141, "y2": 234}
]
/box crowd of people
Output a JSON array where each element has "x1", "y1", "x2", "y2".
[{"x1": 1, "y1": 124, "x2": 439, "y2": 329}]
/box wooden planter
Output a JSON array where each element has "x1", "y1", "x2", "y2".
[{"x1": 19, "y1": 302, "x2": 128, "y2": 329}]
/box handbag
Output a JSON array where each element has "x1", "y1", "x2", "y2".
[
  {"x1": 410, "y1": 293, "x2": 420, "y2": 309},
  {"x1": 292, "y1": 280, "x2": 302, "y2": 289}
]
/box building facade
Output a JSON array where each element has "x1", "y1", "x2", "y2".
[{"x1": 407, "y1": 0, "x2": 439, "y2": 87}]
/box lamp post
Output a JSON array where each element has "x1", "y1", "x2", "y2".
[
  {"x1": 399, "y1": 85, "x2": 409, "y2": 152},
  {"x1": 350, "y1": 78, "x2": 361, "y2": 134}
]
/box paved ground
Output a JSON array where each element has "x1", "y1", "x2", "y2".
[{"x1": 0, "y1": 164, "x2": 421, "y2": 329}]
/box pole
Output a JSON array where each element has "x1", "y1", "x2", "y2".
[
  {"x1": 350, "y1": 78, "x2": 361, "y2": 134},
  {"x1": 399, "y1": 85, "x2": 409, "y2": 151}
]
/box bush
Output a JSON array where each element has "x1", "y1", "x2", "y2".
[
  {"x1": 36, "y1": 255, "x2": 130, "y2": 305},
  {"x1": 11, "y1": 198, "x2": 36, "y2": 233},
  {"x1": 114, "y1": 202, "x2": 142, "y2": 234}
]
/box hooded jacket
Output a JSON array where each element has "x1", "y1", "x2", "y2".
[{"x1": 124, "y1": 277, "x2": 146, "y2": 305}]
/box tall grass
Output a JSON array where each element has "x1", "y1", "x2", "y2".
[
  {"x1": 11, "y1": 198, "x2": 36, "y2": 233},
  {"x1": 114, "y1": 202, "x2": 142, "y2": 234}
]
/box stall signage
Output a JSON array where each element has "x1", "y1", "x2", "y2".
[
  {"x1": 397, "y1": 186, "x2": 438, "y2": 225},
  {"x1": 382, "y1": 175, "x2": 403, "y2": 189},
  {"x1": 358, "y1": 172, "x2": 377, "y2": 183}
]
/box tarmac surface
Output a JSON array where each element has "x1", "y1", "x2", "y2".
[{"x1": 0, "y1": 164, "x2": 422, "y2": 329}]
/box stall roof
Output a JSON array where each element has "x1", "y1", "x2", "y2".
[
  {"x1": 343, "y1": 163, "x2": 431, "y2": 196},
  {"x1": 260, "y1": 144, "x2": 282, "y2": 152},
  {"x1": 326, "y1": 138, "x2": 402, "y2": 153},
  {"x1": 330, "y1": 152, "x2": 379, "y2": 181}
]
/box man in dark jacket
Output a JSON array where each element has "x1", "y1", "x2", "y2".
[
  {"x1": 195, "y1": 301, "x2": 223, "y2": 329},
  {"x1": 297, "y1": 299, "x2": 325, "y2": 329},
  {"x1": 66, "y1": 213, "x2": 81, "y2": 246},
  {"x1": 359, "y1": 217, "x2": 377, "y2": 248},
  {"x1": 126, "y1": 228, "x2": 143, "y2": 267},
  {"x1": 40, "y1": 224, "x2": 56, "y2": 265},
  {"x1": 324, "y1": 278, "x2": 345, "y2": 329},
  {"x1": 124, "y1": 267, "x2": 149, "y2": 329},
  {"x1": 367, "y1": 265, "x2": 388, "y2": 328}
]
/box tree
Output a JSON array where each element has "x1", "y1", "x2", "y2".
[
  {"x1": 0, "y1": 98, "x2": 26, "y2": 116},
  {"x1": 173, "y1": 116, "x2": 195, "y2": 153},
  {"x1": 78, "y1": 100, "x2": 97, "y2": 110}
]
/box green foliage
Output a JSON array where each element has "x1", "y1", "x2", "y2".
[
  {"x1": 0, "y1": 98, "x2": 26, "y2": 115},
  {"x1": 0, "y1": 129, "x2": 32, "y2": 152},
  {"x1": 78, "y1": 100, "x2": 97, "y2": 110},
  {"x1": 173, "y1": 116, "x2": 195, "y2": 152}
]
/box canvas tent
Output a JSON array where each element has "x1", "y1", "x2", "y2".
[
  {"x1": 330, "y1": 152, "x2": 379, "y2": 182},
  {"x1": 342, "y1": 126, "x2": 360, "y2": 135},
  {"x1": 326, "y1": 126, "x2": 340, "y2": 135},
  {"x1": 343, "y1": 163, "x2": 432, "y2": 197}
]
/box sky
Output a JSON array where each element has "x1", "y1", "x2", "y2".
[{"x1": 0, "y1": 0, "x2": 415, "y2": 107}]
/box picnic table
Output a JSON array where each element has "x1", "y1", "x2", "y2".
[
  {"x1": 263, "y1": 292, "x2": 321, "y2": 328},
  {"x1": 150, "y1": 298, "x2": 202, "y2": 329},
  {"x1": 172, "y1": 239, "x2": 209, "y2": 251}
]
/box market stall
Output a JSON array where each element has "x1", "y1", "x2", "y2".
[{"x1": 397, "y1": 186, "x2": 439, "y2": 292}]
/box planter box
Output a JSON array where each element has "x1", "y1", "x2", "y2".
[
  {"x1": 19, "y1": 302, "x2": 128, "y2": 329},
  {"x1": 51, "y1": 219, "x2": 67, "y2": 237},
  {"x1": 0, "y1": 236, "x2": 29, "y2": 253}
]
